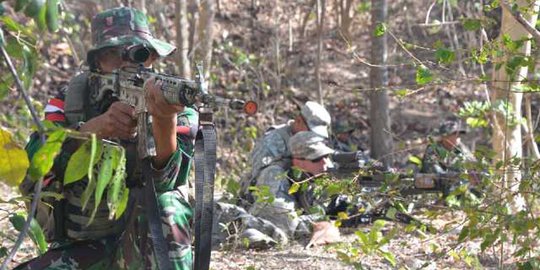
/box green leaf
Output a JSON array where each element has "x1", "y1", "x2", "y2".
[
  {"x1": 24, "y1": 0, "x2": 45, "y2": 18},
  {"x1": 1, "y1": 16, "x2": 34, "y2": 38},
  {"x1": 415, "y1": 65, "x2": 433, "y2": 85},
  {"x1": 29, "y1": 218, "x2": 47, "y2": 253},
  {"x1": 107, "y1": 147, "x2": 127, "y2": 219},
  {"x1": 355, "y1": 230, "x2": 369, "y2": 245},
  {"x1": 337, "y1": 211, "x2": 349, "y2": 220},
  {"x1": 288, "y1": 182, "x2": 300, "y2": 195},
  {"x1": 80, "y1": 175, "x2": 96, "y2": 211},
  {"x1": 326, "y1": 183, "x2": 341, "y2": 196},
  {"x1": 462, "y1": 18, "x2": 482, "y2": 31},
  {"x1": 0, "y1": 128, "x2": 30, "y2": 186},
  {"x1": 434, "y1": 48, "x2": 455, "y2": 64},
  {"x1": 114, "y1": 186, "x2": 129, "y2": 219},
  {"x1": 28, "y1": 129, "x2": 67, "y2": 181},
  {"x1": 88, "y1": 146, "x2": 116, "y2": 225},
  {"x1": 35, "y1": 1, "x2": 47, "y2": 31},
  {"x1": 394, "y1": 89, "x2": 409, "y2": 98},
  {"x1": 480, "y1": 232, "x2": 499, "y2": 251},
  {"x1": 5, "y1": 38, "x2": 24, "y2": 59},
  {"x1": 9, "y1": 212, "x2": 47, "y2": 254},
  {"x1": 408, "y1": 155, "x2": 422, "y2": 166},
  {"x1": 458, "y1": 226, "x2": 469, "y2": 242},
  {"x1": 15, "y1": 0, "x2": 31, "y2": 12},
  {"x1": 374, "y1": 23, "x2": 386, "y2": 37},
  {"x1": 87, "y1": 134, "x2": 97, "y2": 183},
  {"x1": 381, "y1": 251, "x2": 396, "y2": 266},
  {"x1": 64, "y1": 140, "x2": 103, "y2": 185},
  {"x1": 45, "y1": 0, "x2": 59, "y2": 32}
]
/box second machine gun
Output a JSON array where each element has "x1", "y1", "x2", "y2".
[
  {"x1": 329, "y1": 150, "x2": 471, "y2": 196},
  {"x1": 325, "y1": 150, "x2": 481, "y2": 227}
]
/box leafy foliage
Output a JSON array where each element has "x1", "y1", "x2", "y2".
[
  {"x1": 415, "y1": 65, "x2": 433, "y2": 85},
  {"x1": 373, "y1": 23, "x2": 386, "y2": 37},
  {"x1": 9, "y1": 212, "x2": 47, "y2": 254},
  {"x1": 0, "y1": 128, "x2": 30, "y2": 186},
  {"x1": 27, "y1": 129, "x2": 67, "y2": 181}
]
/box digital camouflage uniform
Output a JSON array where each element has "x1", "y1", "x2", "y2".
[
  {"x1": 16, "y1": 7, "x2": 197, "y2": 270},
  {"x1": 245, "y1": 101, "x2": 331, "y2": 191},
  {"x1": 248, "y1": 131, "x2": 335, "y2": 241}
]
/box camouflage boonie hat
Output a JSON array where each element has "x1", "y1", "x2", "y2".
[
  {"x1": 87, "y1": 7, "x2": 176, "y2": 69},
  {"x1": 301, "y1": 101, "x2": 331, "y2": 138},
  {"x1": 438, "y1": 120, "x2": 467, "y2": 136},
  {"x1": 289, "y1": 131, "x2": 335, "y2": 160}
]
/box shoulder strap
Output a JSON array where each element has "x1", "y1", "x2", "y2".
[{"x1": 64, "y1": 72, "x2": 89, "y2": 126}]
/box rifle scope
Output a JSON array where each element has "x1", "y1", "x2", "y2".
[{"x1": 123, "y1": 44, "x2": 151, "y2": 63}]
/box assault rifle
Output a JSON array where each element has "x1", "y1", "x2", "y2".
[
  {"x1": 89, "y1": 64, "x2": 257, "y2": 159},
  {"x1": 329, "y1": 150, "x2": 473, "y2": 196},
  {"x1": 326, "y1": 151, "x2": 481, "y2": 228},
  {"x1": 89, "y1": 45, "x2": 256, "y2": 270}
]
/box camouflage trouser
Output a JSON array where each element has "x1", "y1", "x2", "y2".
[
  {"x1": 14, "y1": 190, "x2": 193, "y2": 270},
  {"x1": 249, "y1": 165, "x2": 317, "y2": 239}
]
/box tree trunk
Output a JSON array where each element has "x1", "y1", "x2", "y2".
[
  {"x1": 188, "y1": 0, "x2": 200, "y2": 59},
  {"x1": 490, "y1": 0, "x2": 540, "y2": 212},
  {"x1": 197, "y1": 0, "x2": 215, "y2": 80},
  {"x1": 315, "y1": 0, "x2": 325, "y2": 105},
  {"x1": 339, "y1": 0, "x2": 354, "y2": 42},
  {"x1": 369, "y1": 0, "x2": 393, "y2": 167},
  {"x1": 300, "y1": 0, "x2": 316, "y2": 38},
  {"x1": 176, "y1": 0, "x2": 192, "y2": 78}
]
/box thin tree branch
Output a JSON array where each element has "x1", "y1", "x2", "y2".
[{"x1": 0, "y1": 42, "x2": 45, "y2": 270}]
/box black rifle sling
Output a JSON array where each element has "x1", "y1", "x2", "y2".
[
  {"x1": 194, "y1": 124, "x2": 217, "y2": 270},
  {"x1": 142, "y1": 158, "x2": 174, "y2": 270}
]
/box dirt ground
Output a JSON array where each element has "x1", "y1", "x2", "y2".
[{"x1": 208, "y1": 210, "x2": 511, "y2": 270}]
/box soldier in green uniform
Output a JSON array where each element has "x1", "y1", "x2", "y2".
[
  {"x1": 420, "y1": 119, "x2": 475, "y2": 174},
  {"x1": 16, "y1": 7, "x2": 197, "y2": 270},
  {"x1": 331, "y1": 121, "x2": 357, "y2": 153}
]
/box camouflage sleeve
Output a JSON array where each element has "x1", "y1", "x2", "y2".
[
  {"x1": 255, "y1": 165, "x2": 291, "y2": 198},
  {"x1": 153, "y1": 107, "x2": 198, "y2": 192},
  {"x1": 420, "y1": 143, "x2": 446, "y2": 174},
  {"x1": 250, "y1": 131, "x2": 289, "y2": 179}
]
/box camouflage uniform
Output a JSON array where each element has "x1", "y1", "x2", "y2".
[
  {"x1": 248, "y1": 131, "x2": 335, "y2": 240},
  {"x1": 331, "y1": 121, "x2": 356, "y2": 153},
  {"x1": 16, "y1": 7, "x2": 197, "y2": 270},
  {"x1": 245, "y1": 101, "x2": 331, "y2": 192},
  {"x1": 420, "y1": 120, "x2": 475, "y2": 174}
]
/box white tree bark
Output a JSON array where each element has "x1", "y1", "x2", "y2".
[
  {"x1": 491, "y1": 0, "x2": 540, "y2": 212},
  {"x1": 197, "y1": 0, "x2": 215, "y2": 80},
  {"x1": 176, "y1": 0, "x2": 191, "y2": 78}
]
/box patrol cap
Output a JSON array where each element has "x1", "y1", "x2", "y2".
[
  {"x1": 87, "y1": 7, "x2": 176, "y2": 69},
  {"x1": 300, "y1": 101, "x2": 331, "y2": 138},
  {"x1": 438, "y1": 120, "x2": 467, "y2": 136},
  {"x1": 333, "y1": 121, "x2": 355, "y2": 134},
  {"x1": 289, "y1": 131, "x2": 335, "y2": 160}
]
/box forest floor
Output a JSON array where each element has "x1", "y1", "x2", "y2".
[{"x1": 0, "y1": 181, "x2": 514, "y2": 270}]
